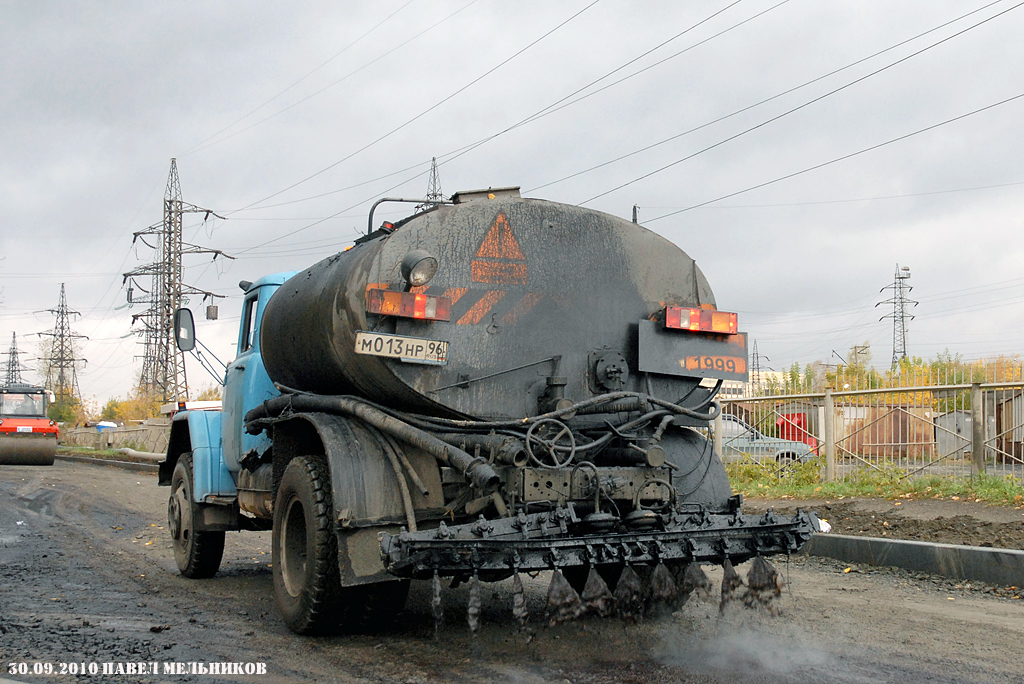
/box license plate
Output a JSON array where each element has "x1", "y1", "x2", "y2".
[
  {"x1": 354, "y1": 332, "x2": 449, "y2": 365},
  {"x1": 17, "y1": 426, "x2": 32, "y2": 433}
]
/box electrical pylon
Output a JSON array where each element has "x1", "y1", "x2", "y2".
[
  {"x1": 876, "y1": 263, "x2": 917, "y2": 370},
  {"x1": 38, "y1": 283, "x2": 87, "y2": 403},
  {"x1": 123, "y1": 158, "x2": 230, "y2": 402},
  {"x1": 751, "y1": 340, "x2": 769, "y2": 396},
  {"x1": 416, "y1": 158, "x2": 444, "y2": 213},
  {"x1": 426, "y1": 157, "x2": 443, "y2": 202},
  {"x1": 3, "y1": 332, "x2": 25, "y2": 385}
]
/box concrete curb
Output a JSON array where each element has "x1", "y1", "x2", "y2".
[
  {"x1": 55, "y1": 453, "x2": 159, "y2": 473},
  {"x1": 806, "y1": 533, "x2": 1024, "y2": 587}
]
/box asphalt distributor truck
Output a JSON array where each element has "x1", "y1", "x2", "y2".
[{"x1": 161, "y1": 188, "x2": 815, "y2": 634}]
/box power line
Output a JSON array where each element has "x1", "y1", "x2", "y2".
[
  {"x1": 225, "y1": 0, "x2": 762, "y2": 217},
  {"x1": 182, "y1": 0, "x2": 423, "y2": 156},
  {"x1": 641, "y1": 179, "x2": 1024, "y2": 209},
  {"x1": 526, "y1": 0, "x2": 1005, "y2": 195},
  {"x1": 645, "y1": 90, "x2": 1024, "y2": 223},
  {"x1": 436, "y1": 0, "x2": 768, "y2": 169},
  {"x1": 584, "y1": 1, "x2": 1024, "y2": 207},
  {"x1": 236, "y1": 0, "x2": 600, "y2": 212}
]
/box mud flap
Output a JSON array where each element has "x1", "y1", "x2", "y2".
[
  {"x1": 270, "y1": 413, "x2": 444, "y2": 588},
  {"x1": 337, "y1": 526, "x2": 403, "y2": 587}
]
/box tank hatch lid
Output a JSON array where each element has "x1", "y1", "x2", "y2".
[{"x1": 450, "y1": 186, "x2": 521, "y2": 204}]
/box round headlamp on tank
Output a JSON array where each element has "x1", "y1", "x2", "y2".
[{"x1": 400, "y1": 249, "x2": 438, "y2": 290}]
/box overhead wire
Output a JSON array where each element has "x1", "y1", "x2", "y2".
[
  {"x1": 433, "y1": 0, "x2": 768, "y2": 168},
  {"x1": 641, "y1": 179, "x2": 1024, "y2": 209},
  {"x1": 235, "y1": 0, "x2": 601, "y2": 213},
  {"x1": 224, "y1": 0, "x2": 773, "y2": 217},
  {"x1": 526, "y1": 0, "x2": 1005, "y2": 195},
  {"x1": 181, "y1": 0, "x2": 422, "y2": 156},
  {"x1": 645, "y1": 89, "x2": 1024, "y2": 222}
]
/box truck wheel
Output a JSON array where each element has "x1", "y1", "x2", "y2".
[
  {"x1": 273, "y1": 456, "x2": 344, "y2": 634},
  {"x1": 168, "y1": 452, "x2": 225, "y2": 578}
]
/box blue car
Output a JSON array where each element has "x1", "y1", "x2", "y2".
[{"x1": 719, "y1": 414, "x2": 814, "y2": 466}]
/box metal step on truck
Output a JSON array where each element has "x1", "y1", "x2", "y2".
[{"x1": 160, "y1": 188, "x2": 816, "y2": 634}]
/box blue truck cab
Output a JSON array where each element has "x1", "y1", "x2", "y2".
[{"x1": 159, "y1": 272, "x2": 295, "y2": 543}]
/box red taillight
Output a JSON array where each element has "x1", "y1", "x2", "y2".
[
  {"x1": 664, "y1": 306, "x2": 737, "y2": 334},
  {"x1": 366, "y1": 289, "x2": 451, "y2": 321}
]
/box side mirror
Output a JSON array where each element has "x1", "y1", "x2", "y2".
[{"x1": 173, "y1": 308, "x2": 196, "y2": 352}]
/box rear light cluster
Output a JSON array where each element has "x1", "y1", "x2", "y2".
[
  {"x1": 366, "y1": 288, "x2": 451, "y2": 321},
  {"x1": 664, "y1": 306, "x2": 738, "y2": 334}
]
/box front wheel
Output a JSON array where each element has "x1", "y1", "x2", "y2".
[{"x1": 168, "y1": 453, "x2": 225, "y2": 578}]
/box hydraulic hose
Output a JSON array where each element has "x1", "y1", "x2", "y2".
[{"x1": 245, "y1": 394, "x2": 500, "y2": 491}]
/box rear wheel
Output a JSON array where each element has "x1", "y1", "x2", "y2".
[
  {"x1": 273, "y1": 456, "x2": 410, "y2": 634},
  {"x1": 168, "y1": 453, "x2": 225, "y2": 578},
  {"x1": 273, "y1": 457, "x2": 344, "y2": 634}
]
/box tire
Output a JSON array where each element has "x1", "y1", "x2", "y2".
[
  {"x1": 168, "y1": 452, "x2": 225, "y2": 579},
  {"x1": 273, "y1": 456, "x2": 345, "y2": 635},
  {"x1": 273, "y1": 456, "x2": 411, "y2": 634},
  {"x1": 775, "y1": 453, "x2": 798, "y2": 477}
]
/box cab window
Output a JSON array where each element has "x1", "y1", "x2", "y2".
[{"x1": 239, "y1": 296, "x2": 257, "y2": 353}]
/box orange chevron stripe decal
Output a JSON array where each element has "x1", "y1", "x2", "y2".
[{"x1": 457, "y1": 290, "x2": 506, "y2": 325}]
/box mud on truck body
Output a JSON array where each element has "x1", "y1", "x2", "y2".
[{"x1": 160, "y1": 187, "x2": 815, "y2": 634}]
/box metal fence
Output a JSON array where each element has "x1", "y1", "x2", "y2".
[{"x1": 718, "y1": 361, "x2": 1024, "y2": 482}]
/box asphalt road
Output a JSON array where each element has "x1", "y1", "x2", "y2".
[{"x1": 2, "y1": 461, "x2": 1023, "y2": 684}]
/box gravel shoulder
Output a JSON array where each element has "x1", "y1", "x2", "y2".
[{"x1": 2, "y1": 461, "x2": 1023, "y2": 684}]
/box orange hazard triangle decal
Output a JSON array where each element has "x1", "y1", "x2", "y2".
[
  {"x1": 475, "y1": 213, "x2": 525, "y2": 259},
  {"x1": 472, "y1": 212, "x2": 527, "y2": 284}
]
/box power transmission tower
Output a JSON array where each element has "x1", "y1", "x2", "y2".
[
  {"x1": 750, "y1": 340, "x2": 771, "y2": 396},
  {"x1": 38, "y1": 283, "x2": 88, "y2": 403},
  {"x1": 3, "y1": 332, "x2": 26, "y2": 385},
  {"x1": 876, "y1": 263, "x2": 917, "y2": 370},
  {"x1": 123, "y1": 158, "x2": 230, "y2": 402},
  {"x1": 426, "y1": 157, "x2": 443, "y2": 202},
  {"x1": 416, "y1": 158, "x2": 444, "y2": 213}
]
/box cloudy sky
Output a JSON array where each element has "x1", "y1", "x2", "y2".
[{"x1": 2, "y1": 1, "x2": 1023, "y2": 405}]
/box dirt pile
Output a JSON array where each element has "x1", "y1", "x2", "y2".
[{"x1": 748, "y1": 498, "x2": 1024, "y2": 549}]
